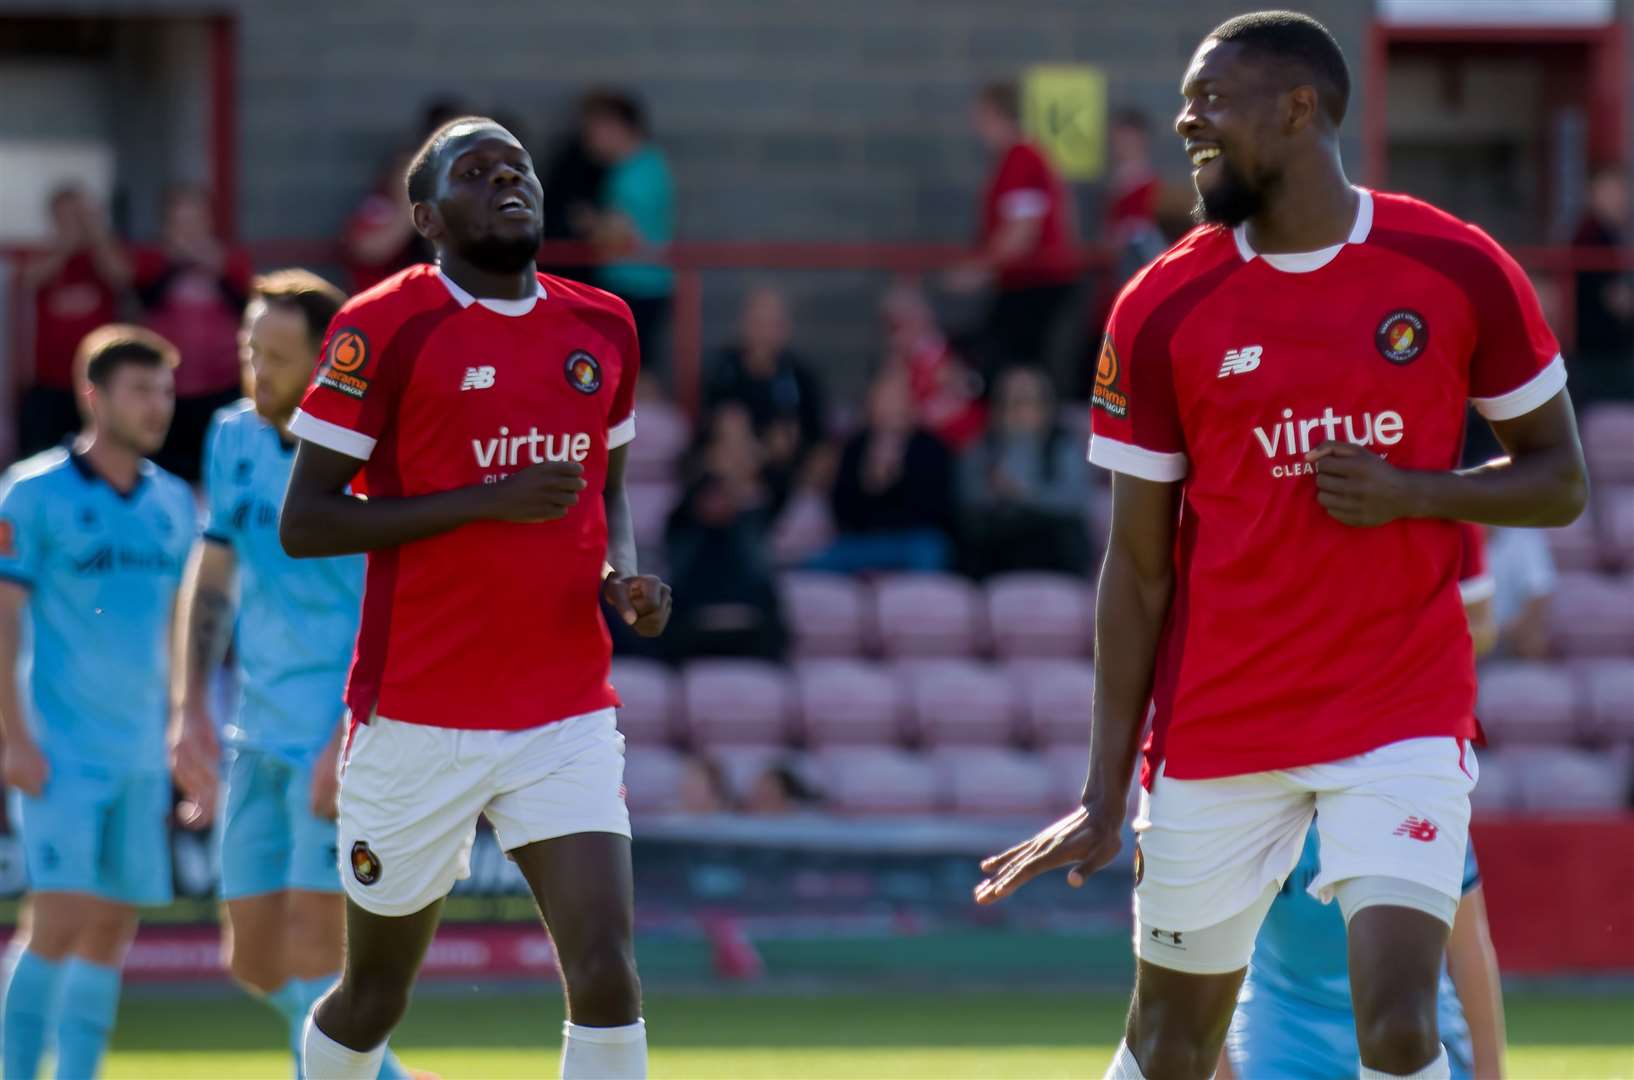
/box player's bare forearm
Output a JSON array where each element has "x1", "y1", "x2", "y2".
[
  {"x1": 281, "y1": 441, "x2": 490, "y2": 558},
  {"x1": 1448, "y1": 888, "x2": 1508, "y2": 1079},
  {"x1": 602, "y1": 444, "x2": 638, "y2": 578},
  {"x1": 173, "y1": 541, "x2": 237, "y2": 713}
]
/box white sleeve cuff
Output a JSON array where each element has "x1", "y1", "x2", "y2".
[
  {"x1": 1472, "y1": 353, "x2": 1567, "y2": 421},
  {"x1": 288, "y1": 409, "x2": 376, "y2": 461},
  {"x1": 1087, "y1": 434, "x2": 1188, "y2": 482},
  {"x1": 1459, "y1": 573, "x2": 1496, "y2": 605},
  {"x1": 998, "y1": 189, "x2": 1050, "y2": 220},
  {"x1": 607, "y1": 413, "x2": 636, "y2": 450}
]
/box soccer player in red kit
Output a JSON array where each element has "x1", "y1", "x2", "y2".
[
  {"x1": 974, "y1": 13, "x2": 1586, "y2": 1080},
  {"x1": 278, "y1": 117, "x2": 671, "y2": 1080}
]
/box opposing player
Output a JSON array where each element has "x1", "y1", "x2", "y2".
[
  {"x1": 975, "y1": 12, "x2": 1586, "y2": 1080},
  {"x1": 1218, "y1": 524, "x2": 1506, "y2": 1080},
  {"x1": 168, "y1": 270, "x2": 412, "y2": 1079},
  {"x1": 278, "y1": 117, "x2": 671, "y2": 1080},
  {"x1": 0, "y1": 327, "x2": 195, "y2": 1079}
]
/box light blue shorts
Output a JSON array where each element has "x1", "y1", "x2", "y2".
[
  {"x1": 1229, "y1": 985, "x2": 1474, "y2": 1080},
  {"x1": 217, "y1": 747, "x2": 341, "y2": 900},
  {"x1": 11, "y1": 759, "x2": 173, "y2": 906}
]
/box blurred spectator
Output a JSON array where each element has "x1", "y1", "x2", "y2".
[
  {"x1": 537, "y1": 102, "x2": 606, "y2": 281},
  {"x1": 134, "y1": 186, "x2": 251, "y2": 481},
  {"x1": 18, "y1": 186, "x2": 131, "y2": 457},
  {"x1": 705, "y1": 286, "x2": 827, "y2": 485},
  {"x1": 418, "y1": 95, "x2": 471, "y2": 139},
  {"x1": 744, "y1": 762, "x2": 822, "y2": 815},
  {"x1": 947, "y1": 80, "x2": 1079, "y2": 381},
  {"x1": 581, "y1": 89, "x2": 676, "y2": 387},
  {"x1": 958, "y1": 366, "x2": 1092, "y2": 578},
  {"x1": 1105, "y1": 108, "x2": 1167, "y2": 276},
  {"x1": 1569, "y1": 166, "x2": 1633, "y2": 404},
  {"x1": 1486, "y1": 526, "x2": 1557, "y2": 660},
  {"x1": 343, "y1": 150, "x2": 430, "y2": 293},
  {"x1": 678, "y1": 756, "x2": 734, "y2": 814},
  {"x1": 882, "y1": 280, "x2": 985, "y2": 452},
  {"x1": 807, "y1": 367, "x2": 955, "y2": 574},
  {"x1": 664, "y1": 404, "x2": 789, "y2": 661}
]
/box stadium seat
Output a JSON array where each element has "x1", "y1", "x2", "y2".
[
  {"x1": 1467, "y1": 749, "x2": 1519, "y2": 817},
  {"x1": 986, "y1": 573, "x2": 1093, "y2": 660},
  {"x1": 621, "y1": 746, "x2": 689, "y2": 814},
  {"x1": 1604, "y1": 485, "x2": 1634, "y2": 565},
  {"x1": 899, "y1": 659, "x2": 1019, "y2": 747},
  {"x1": 624, "y1": 399, "x2": 691, "y2": 484},
  {"x1": 1548, "y1": 572, "x2": 1634, "y2": 657},
  {"x1": 1578, "y1": 659, "x2": 1634, "y2": 743},
  {"x1": 810, "y1": 747, "x2": 941, "y2": 814},
  {"x1": 771, "y1": 488, "x2": 836, "y2": 566},
  {"x1": 793, "y1": 658, "x2": 906, "y2": 746},
  {"x1": 1514, "y1": 747, "x2": 1631, "y2": 812},
  {"x1": 1041, "y1": 745, "x2": 1142, "y2": 820},
  {"x1": 625, "y1": 481, "x2": 678, "y2": 549},
  {"x1": 873, "y1": 573, "x2": 984, "y2": 658},
  {"x1": 1582, "y1": 404, "x2": 1634, "y2": 483},
  {"x1": 781, "y1": 572, "x2": 869, "y2": 658},
  {"x1": 610, "y1": 658, "x2": 677, "y2": 744},
  {"x1": 681, "y1": 659, "x2": 795, "y2": 748},
  {"x1": 1544, "y1": 514, "x2": 1604, "y2": 573},
  {"x1": 1475, "y1": 661, "x2": 1578, "y2": 744},
  {"x1": 1007, "y1": 658, "x2": 1095, "y2": 747},
  {"x1": 930, "y1": 747, "x2": 1056, "y2": 815}
]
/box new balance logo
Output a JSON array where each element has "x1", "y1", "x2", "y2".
[
  {"x1": 1218, "y1": 345, "x2": 1263, "y2": 378},
  {"x1": 1393, "y1": 816, "x2": 1439, "y2": 842},
  {"x1": 461, "y1": 366, "x2": 497, "y2": 391}
]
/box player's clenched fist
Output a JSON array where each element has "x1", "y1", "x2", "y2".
[
  {"x1": 485, "y1": 461, "x2": 587, "y2": 522},
  {"x1": 1306, "y1": 440, "x2": 1418, "y2": 528},
  {"x1": 2, "y1": 737, "x2": 49, "y2": 797},
  {"x1": 602, "y1": 574, "x2": 673, "y2": 638}
]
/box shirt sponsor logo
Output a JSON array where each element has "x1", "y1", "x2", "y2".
[
  {"x1": 565, "y1": 350, "x2": 602, "y2": 395},
  {"x1": 1376, "y1": 310, "x2": 1428, "y2": 364},
  {"x1": 317, "y1": 327, "x2": 372, "y2": 399},
  {"x1": 70, "y1": 546, "x2": 184, "y2": 576},
  {"x1": 472, "y1": 426, "x2": 593, "y2": 476},
  {"x1": 1253, "y1": 406, "x2": 1404, "y2": 478},
  {"x1": 461, "y1": 365, "x2": 497, "y2": 391},
  {"x1": 1091, "y1": 335, "x2": 1128, "y2": 418},
  {"x1": 1218, "y1": 345, "x2": 1262, "y2": 378}
]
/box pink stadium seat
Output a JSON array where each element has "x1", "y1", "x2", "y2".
[
  {"x1": 1468, "y1": 749, "x2": 1519, "y2": 817},
  {"x1": 1476, "y1": 662, "x2": 1577, "y2": 744},
  {"x1": 621, "y1": 746, "x2": 689, "y2": 814},
  {"x1": 931, "y1": 747, "x2": 1055, "y2": 815},
  {"x1": 1578, "y1": 659, "x2": 1634, "y2": 743},
  {"x1": 1042, "y1": 746, "x2": 1091, "y2": 807},
  {"x1": 900, "y1": 659, "x2": 1018, "y2": 747},
  {"x1": 873, "y1": 573, "x2": 984, "y2": 658},
  {"x1": 781, "y1": 572, "x2": 868, "y2": 658},
  {"x1": 1548, "y1": 572, "x2": 1634, "y2": 657},
  {"x1": 1544, "y1": 514, "x2": 1604, "y2": 573},
  {"x1": 681, "y1": 660, "x2": 794, "y2": 748},
  {"x1": 625, "y1": 481, "x2": 677, "y2": 549},
  {"x1": 1515, "y1": 747, "x2": 1631, "y2": 812},
  {"x1": 1582, "y1": 404, "x2": 1634, "y2": 483},
  {"x1": 1604, "y1": 486, "x2": 1634, "y2": 565},
  {"x1": 1008, "y1": 658, "x2": 1095, "y2": 747},
  {"x1": 811, "y1": 747, "x2": 941, "y2": 814},
  {"x1": 611, "y1": 658, "x2": 677, "y2": 744},
  {"x1": 794, "y1": 659, "x2": 905, "y2": 747},
  {"x1": 986, "y1": 573, "x2": 1093, "y2": 660},
  {"x1": 771, "y1": 489, "x2": 836, "y2": 566},
  {"x1": 624, "y1": 399, "x2": 691, "y2": 484}
]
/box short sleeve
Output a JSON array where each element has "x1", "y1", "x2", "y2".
[
  {"x1": 288, "y1": 300, "x2": 402, "y2": 461},
  {"x1": 0, "y1": 474, "x2": 44, "y2": 589},
  {"x1": 1087, "y1": 284, "x2": 1188, "y2": 483},
  {"x1": 1456, "y1": 522, "x2": 1494, "y2": 605},
  {"x1": 607, "y1": 303, "x2": 641, "y2": 450},
  {"x1": 200, "y1": 411, "x2": 236, "y2": 545},
  {"x1": 1465, "y1": 231, "x2": 1566, "y2": 421},
  {"x1": 995, "y1": 146, "x2": 1051, "y2": 221}
]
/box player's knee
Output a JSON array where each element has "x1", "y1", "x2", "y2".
[
  {"x1": 1355, "y1": 996, "x2": 1440, "y2": 1074},
  {"x1": 224, "y1": 940, "x2": 284, "y2": 995},
  {"x1": 560, "y1": 940, "x2": 641, "y2": 1024},
  {"x1": 334, "y1": 975, "x2": 413, "y2": 1042},
  {"x1": 75, "y1": 911, "x2": 139, "y2": 967}
]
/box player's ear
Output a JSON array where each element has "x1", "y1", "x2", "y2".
[
  {"x1": 1284, "y1": 85, "x2": 1319, "y2": 135},
  {"x1": 411, "y1": 200, "x2": 443, "y2": 242}
]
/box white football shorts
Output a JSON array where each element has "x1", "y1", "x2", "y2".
[{"x1": 338, "y1": 708, "x2": 631, "y2": 917}]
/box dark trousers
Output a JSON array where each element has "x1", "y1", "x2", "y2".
[
  {"x1": 623, "y1": 294, "x2": 672, "y2": 389},
  {"x1": 978, "y1": 282, "x2": 1076, "y2": 384},
  {"x1": 17, "y1": 386, "x2": 81, "y2": 459},
  {"x1": 155, "y1": 387, "x2": 242, "y2": 483}
]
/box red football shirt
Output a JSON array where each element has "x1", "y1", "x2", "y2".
[
  {"x1": 289, "y1": 264, "x2": 639, "y2": 730},
  {"x1": 981, "y1": 142, "x2": 1079, "y2": 290},
  {"x1": 32, "y1": 252, "x2": 119, "y2": 390},
  {"x1": 1088, "y1": 189, "x2": 1564, "y2": 782}
]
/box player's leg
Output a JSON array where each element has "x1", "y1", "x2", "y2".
[
  {"x1": 1227, "y1": 980, "x2": 1362, "y2": 1079},
  {"x1": 1346, "y1": 905, "x2": 1450, "y2": 1076},
  {"x1": 3, "y1": 894, "x2": 78, "y2": 1079},
  {"x1": 54, "y1": 895, "x2": 139, "y2": 1080}
]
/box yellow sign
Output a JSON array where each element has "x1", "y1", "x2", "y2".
[{"x1": 1023, "y1": 65, "x2": 1107, "y2": 182}]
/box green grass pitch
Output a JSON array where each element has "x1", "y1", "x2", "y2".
[{"x1": 103, "y1": 987, "x2": 1634, "y2": 1078}]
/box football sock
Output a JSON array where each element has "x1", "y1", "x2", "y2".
[
  {"x1": 2, "y1": 948, "x2": 64, "y2": 1080},
  {"x1": 53, "y1": 958, "x2": 121, "y2": 1080},
  {"x1": 1360, "y1": 1045, "x2": 1450, "y2": 1080},
  {"x1": 1103, "y1": 1040, "x2": 1149, "y2": 1080},
  {"x1": 302, "y1": 1014, "x2": 386, "y2": 1080},
  {"x1": 560, "y1": 1019, "x2": 647, "y2": 1079}
]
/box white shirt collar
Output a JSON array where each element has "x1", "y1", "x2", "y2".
[
  {"x1": 1233, "y1": 187, "x2": 1373, "y2": 273},
  {"x1": 436, "y1": 267, "x2": 546, "y2": 316}
]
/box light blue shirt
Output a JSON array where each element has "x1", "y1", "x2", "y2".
[
  {"x1": 0, "y1": 448, "x2": 195, "y2": 769},
  {"x1": 202, "y1": 402, "x2": 363, "y2": 754},
  {"x1": 599, "y1": 144, "x2": 675, "y2": 299}
]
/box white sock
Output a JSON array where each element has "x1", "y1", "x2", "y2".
[
  {"x1": 1360, "y1": 1044, "x2": 1450, "y2": 1080},
  {"x1": 561, "y1": 1019, "x2": 648, "y2": 1080},
  {"x1": 302, "y1": 1013, "x2": 388, "y2": 1080},
  {"x1": 1104, "y1": 1040, "x2": 1148, "y2": 1080}
]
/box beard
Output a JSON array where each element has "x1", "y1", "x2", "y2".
[
  {"x1": 461, "y1": 225, "x2": 544, "y2": 274},
  {"x1": 1192, "y1": 158, "x2": 1272, "y2": 228}
]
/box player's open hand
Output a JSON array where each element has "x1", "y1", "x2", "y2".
[
  {"x1": 169, "y1": 707, "x2": 220, "y2": 829},
  {"x1": 1306, "y1": 440, "x2": 1419, "y2": 528},
  {"x1": 486, "y1": 461, "x2": 587, "y2": 523},
  {"x1": 603, "y1": 574, "x2": 673, "y2": 637},
  {"x1": 974, "y1": 801, "x2": 1124, "y2": 905},
  {"x1": 1, "y1": 737, "x2": 49, "y2": 798}
]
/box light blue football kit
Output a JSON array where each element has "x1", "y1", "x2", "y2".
[{"x1": 1228, "y1": 827, "x2": 1480, "y2": 1079}]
